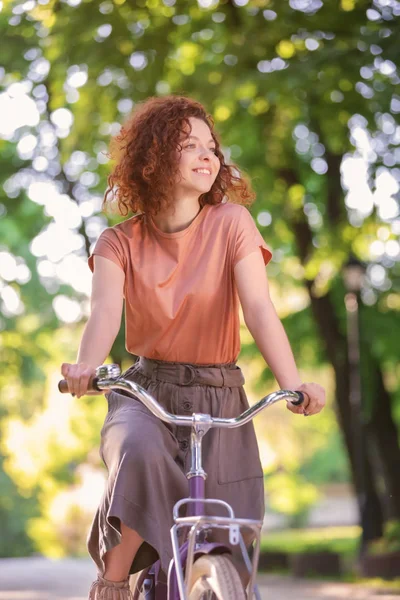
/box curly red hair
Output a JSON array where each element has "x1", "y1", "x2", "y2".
[{"x1": 103, "y1": 95, "x2": 255, "y2": 216}]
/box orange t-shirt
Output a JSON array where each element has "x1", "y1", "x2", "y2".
[{"x1": 88, "y1": 202, "x2": 272, "y2": 364}]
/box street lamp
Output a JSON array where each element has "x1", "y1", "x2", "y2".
[
  {"x1": 343, "y1": 256, "x2": 366, "y2": 295},
  {"x1": 343, "y1": 257, "x2": 368, "y2": 553},
  {"x1": 343, "y1": 257, "x2": 365, "y2": 420}
]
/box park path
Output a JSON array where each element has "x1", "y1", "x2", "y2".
[{"x1": 0, "y1": 558, "x2": 399, "y2": 599}]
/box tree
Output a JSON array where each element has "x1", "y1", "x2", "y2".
[{"x1": 1, "y1": 0, "x2": 399, "y2": 553}]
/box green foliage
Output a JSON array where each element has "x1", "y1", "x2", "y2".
[
  {"x1": 368, "y1": 521, "x2": 400, "y2": 555},
  {"x1": 249, "y1": 363, "x2": 347, "y2": 527},
  {"x1": 1, "y1": 0, "x2": 400, "y2": 557},
  {"x1": 28, "y1": 503, "x2": 94, "y2": 558},
  {"x1": 261, "y1": 525, "x2": 360, "y2": 559},
  {"x1": 300, "y1": 430, "x2": 351, "y2": 485},
  {"x1": 0, "y1": 456, "x2": 38, "y2": 558},
  {"x1": 265, "y1": 471, "x2": 320, "y2": 528},
  {"x1": 0, "y1": 325, "x2": 108, "y2": 557}
]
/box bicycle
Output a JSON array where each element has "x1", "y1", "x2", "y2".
[{"x1": 59, "y1": 364, "x2": 304, "y2": 600}]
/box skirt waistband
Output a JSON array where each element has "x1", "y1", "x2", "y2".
[{"x1": 137, "y1": 357, "x2": 245, "y2": 388}]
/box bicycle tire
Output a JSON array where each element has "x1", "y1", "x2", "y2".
[{"x1": 188, "y1": 554, "x2": 246, "y2": 600}]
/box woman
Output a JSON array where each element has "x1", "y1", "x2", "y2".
[{"x1": 61, "y1": 95, "x2": 325, "y2": 599}]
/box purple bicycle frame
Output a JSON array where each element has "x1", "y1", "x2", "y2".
[
  {"x1": 132, "y1": 415, "x2": 231, "y2": 600},
  {"x1": 188, "y1": 475, "x2": 205, "y2": 518},
  {"x1": 131, "y1": 414, "x2": 262, "y2": 600},
  {"x1": 167, "y1": 415, "x2": 232, "y2": 600}
]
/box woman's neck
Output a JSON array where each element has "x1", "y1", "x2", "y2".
[{"x1": 152, "y1": 197, "x2": 202, "y2": 234}]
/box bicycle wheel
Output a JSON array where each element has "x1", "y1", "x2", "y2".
[{"x1": 188, "y1": 554, "x2": 246, "y2": 600}]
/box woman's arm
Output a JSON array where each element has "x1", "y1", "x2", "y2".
[
  {"x1": 234, "y1": 250, "x2": 325, "y2": 415},
  {"x1": 61, "y1": 255, "x2": 125, "y2": 397},
  {"x1": 77, "y1": 256, "x2": 125, "y2": 365}
]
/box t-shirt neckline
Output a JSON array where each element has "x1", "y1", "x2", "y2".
[{"x1": 148, "y1": 203, "x2": 210, "y2": 239}]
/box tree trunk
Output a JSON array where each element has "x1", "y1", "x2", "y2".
[
  {"x1": 302, "y1": 281, "x2": 384, "y2": 547},
  {"x1": 278, "y1": 165, "x2": 385, "y2": 544},
  {"x1": 362, "y1": 349, "x2": 400, "y2": 520}
]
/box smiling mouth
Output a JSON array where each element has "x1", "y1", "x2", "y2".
[{"x1": 193, "y1": 168, "x2": 212, "y2": 175}]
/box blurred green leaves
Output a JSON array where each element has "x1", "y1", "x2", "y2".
[{"x1": 1, "y1": 0, "x2": 400, "y2": 555}]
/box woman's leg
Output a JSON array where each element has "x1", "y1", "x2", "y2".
[
  {"x1": 103, "y1": 522, "x2": 144, "y2": 581},
  {"x1": 89, "y1": 523, "x2": 143, "y2": 599},
  {"x1": 87, "y1": 403, "x2": 182, "y2": 598},
  {"x1": 87, "y1": 372, "x2": 187, "y2": 598}
]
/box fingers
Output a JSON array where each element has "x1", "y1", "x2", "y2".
[
  {"x1": 298, "y1": 383, "x2": 326, "y2": 416},
  {"x1": 68, "y1": 365, "x2": 78, "y2": 397},
  {"x1": 61, "y1": 363, "x2": 70, "y2": 378},
  {"x1": 61, "y1": 363, "x2": 76, "y2": 396},
  {"x1": 78, "y1": 368, "x2": 94, "y2": 397},
  {"x1": 60, "y1": 363, "x2": 96, "y2": 398},
  {"x1": 287, "y1": 401, "x2": 305, "y2": 415},
  {"x1": 287, "y1": 383, "x2": 326, "y2": 417}
]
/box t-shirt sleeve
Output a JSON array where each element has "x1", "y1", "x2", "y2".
[
  {"x1": 88, "y1": 228, "x2": 126, "y2": 273},
  {"x1": 233, "y1": 207, "x2": 272, "y2": 267}
]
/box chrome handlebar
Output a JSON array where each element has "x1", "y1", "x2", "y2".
[{"x1": 59, "y1": 364, "x2": 304, "y2": 428}]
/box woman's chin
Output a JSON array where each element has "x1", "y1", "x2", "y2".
[
  {"x1": 176, "y1": 181, "x2": 213, "y2": 197},
  {"x1": 193, "y1": 183, "x2": 213, "y2": 195}
]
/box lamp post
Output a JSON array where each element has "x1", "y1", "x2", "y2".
[
  {"x1": 343, "y1": 258, "x2": 365, "y2": 423},
  {"x1": 343, "y1": 257, "x2": 369, "y2": 553}
]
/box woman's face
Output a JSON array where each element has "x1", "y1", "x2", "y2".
[{"x1": 175, "y1": 117, "x2": 220, "y2": 197}]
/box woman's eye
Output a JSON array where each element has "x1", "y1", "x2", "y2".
[{"x1": 184, "y1": 144, "x2": 217, "y2": 154}]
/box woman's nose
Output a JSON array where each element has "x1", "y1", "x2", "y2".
[{"x1": 199, "y1": 148, "x2": 212, "y2": 158}]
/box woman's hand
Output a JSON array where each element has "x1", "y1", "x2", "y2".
[
  {"x1": 287, "y1": 382, "x2": 326, "y2": 416},
  {"x1": 61, "y1": 362, "x2": 97, "y2": 398}
]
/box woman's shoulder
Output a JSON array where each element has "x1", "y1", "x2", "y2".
[
  {"x1": 89, "y1": 215, "x2": 145, "y2": 271},
  {"x1": 105, "y1": 213, "x2": 146, "y2": 240},
  {"x1": 207, "y1": 201, "x2": 250, "y2": 222},
  {"x1": 206, "y1": 202, "x2": 254, "y2": 235}
]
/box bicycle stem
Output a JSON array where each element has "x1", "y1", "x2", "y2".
[{"x1": 186, "y1": 413, "x2": 213, "y2": 516}]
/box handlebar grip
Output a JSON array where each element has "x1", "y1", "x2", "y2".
[
  {"x1": 58, "y1": 377, "x2": 101, "y2": 394},
  {"x1": 291, "y1": 391, "x2": 305, "y2": 406}
]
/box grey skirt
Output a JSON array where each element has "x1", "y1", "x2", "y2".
[{"x1": 87, "y1": 357, "x2": 264, "y2": 576}]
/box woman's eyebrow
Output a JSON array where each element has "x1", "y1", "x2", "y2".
[{"x1": 188, "y1": 135, "x2": 215, "y2": 144}]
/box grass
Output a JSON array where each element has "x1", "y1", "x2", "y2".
[
  {"x1": 357, "y1": 577, "x2": 400, "y2": 592},
  {"x1": 261, "y1": 525, "x2": 361, "y2": 560},
  {"x1": 260, "y1": 526, "x2": 400, "y2": 591}
]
